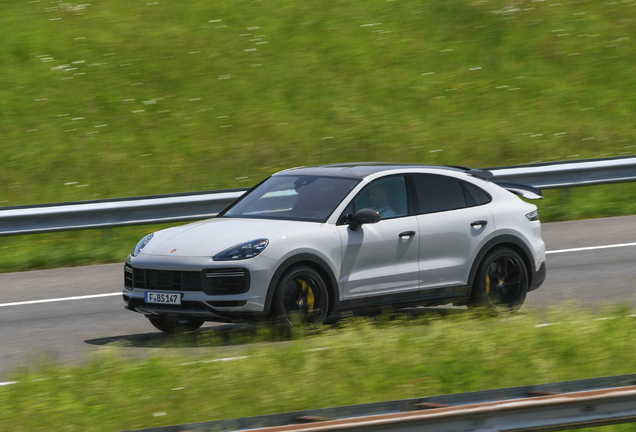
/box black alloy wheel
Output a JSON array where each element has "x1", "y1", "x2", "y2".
[
  {"x1": 272, "y1": 265, "x2": 330, "y2": 333},
  {"x1": 471, "y1": 247, "x2": 528, "y2": 311},
  {"x1": 147, "y1": 315, "x2": 205, "y2": 333}
]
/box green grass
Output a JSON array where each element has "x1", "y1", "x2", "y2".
[
  {"x1": 1, "y1": 309, "x2": 636, "y2": 431},
  {"x1": 2, "y1": 0, "x2": 636, "y2": 272},
  {"x1": 1, "y1": 0, "x2": 636, "y2": 208}
]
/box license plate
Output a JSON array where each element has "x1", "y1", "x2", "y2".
[{"x1": 144, "y1": 292, "x2": 181, "y2": 305}]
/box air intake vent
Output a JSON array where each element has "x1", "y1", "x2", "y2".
[
  {"x1": 124, "y1": 265, "x2": 134, "y2": 288},
  {"x1": 204, "y1": 268, "x2": 250, "y2": 295}
]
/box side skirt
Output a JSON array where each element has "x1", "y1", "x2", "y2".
[{"x1": 339, "y1": 286, "x2": 470, "y2": 313}]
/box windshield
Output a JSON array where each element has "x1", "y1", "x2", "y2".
[{"x1": 222, "y1": 175, "x2": 360, "y2": 222}]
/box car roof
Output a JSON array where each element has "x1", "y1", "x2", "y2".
[{"x1": 273, "y1": 163, "x2": 469, "y2": 180}]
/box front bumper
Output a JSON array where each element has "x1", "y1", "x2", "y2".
[
  {"x1": 123, "y1": 261, "x2": 270, "y2": 322},
  {"x1": 123, "y1": 291, "x2": 265, "y2": 322}
]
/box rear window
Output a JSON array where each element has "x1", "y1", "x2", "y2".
[
  {"x1": 412, "y1": 174, "x2": 466, "y2": 214},
  {"x1": 462, "y1": 182, "x2": 492, "y2": 207}
]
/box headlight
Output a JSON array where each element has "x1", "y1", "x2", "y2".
[
  {"x1": 525, "y1": 209, "x2": 539, "y2": 221},
  {"x1": 132, "y1": 233, "x2": 154, "y2": 257},
  {"x1": 214, "y1": 239, "x2": 269, "y2": 261}
]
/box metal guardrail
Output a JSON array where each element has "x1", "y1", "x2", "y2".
[
  {"x1": 489, "y1": 155, "x2": 636, "y2": 189},
  {"x1": 2, "y1": 156, "x2": 636, "y2": 236},
  {"x1": 0, "y1": 188, "x2": 248, "y2": 237},
  {"x1": 127, "y1": 373, "x2": 636, "y2": 432}
]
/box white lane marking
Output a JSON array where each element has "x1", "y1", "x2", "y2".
[
  {"x1": 1, "y1": 241, "x2": 635, "y2": 308},
  {"x1": 180, "y1": 356, "x2": 250, "y2": 365},
  {"x1": 0, "y1": 292, "x2": 120, "y2": 308},
  {"x1": 0, "y1": 381, "x2": 18, "y2": 386},
  {"x1": 546, "y1": 242, "x2": 636, "y2": 255},
  {"x1": 536, "y1": 314, "x2": 636, "y2": 328}
]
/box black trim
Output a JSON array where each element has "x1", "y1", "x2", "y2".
[
  {"x1": 341, "y1": 286, "x2": 470, "y2": 312},
  {"x1": 341, "y1": 291, "x2": 420, "y2": 311},
  {"x1": 206, "y1": 300, "x2": 248, "y2": 307},
  {"x1": 420, "y1": 285, "x2": 470, "y2": 300}
]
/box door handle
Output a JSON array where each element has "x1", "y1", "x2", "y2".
[
  {"x1": 399, "y1": 231, "x2": 416, "y2": 238},
  {"x1": 471, "y1": 220, "x2": 488, "y2": 228}
]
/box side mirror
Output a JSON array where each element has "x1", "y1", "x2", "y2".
[{"x1": 348, "y1": 208, "x2": 382, "y2": 232}]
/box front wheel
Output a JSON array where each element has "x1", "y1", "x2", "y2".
[
  {"x1": 147, "y1": 315, "x2": 204, "y2": 333},
  {"x1": 469, "y1": 247, "x2": 528, "y2": 311},
  {"x1": 271, "y1": 265, "x2": 330, "y2": 333}
]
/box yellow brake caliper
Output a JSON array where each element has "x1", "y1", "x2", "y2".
[{"x1": 298, "y1": 279, "x2": 315, "y2": 316}]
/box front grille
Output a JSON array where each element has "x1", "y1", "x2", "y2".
[
  {"x1": 124, "y1": 265, "x2": 249, "y2": 295},
  {"x1": 125, "y1": 267, "x2": 202, "y2": 291}
]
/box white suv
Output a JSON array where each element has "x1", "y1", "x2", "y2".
[{"x1": 123, "y1": 164, "x2": 546, "y2": 332}]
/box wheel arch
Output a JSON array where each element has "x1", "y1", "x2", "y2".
[
  {"x1": 264, "y1": 254, "x2": 340, "y2": 317},
  {"x1": 467, "y1": 235, "x2": 535, "y2": 298}
]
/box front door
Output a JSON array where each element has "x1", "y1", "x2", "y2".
[{"x1": 336, "y1": 176, "x2": 420, "y2": 301}]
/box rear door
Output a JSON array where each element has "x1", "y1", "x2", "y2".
[{"x1": 412, "y1": 174, "x2": 494, "y2": 290}]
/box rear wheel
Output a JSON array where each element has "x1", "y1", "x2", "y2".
[
  {"x1": 271, "y1": 265, "x2": 330, "y2": 333},
  {"x1": 469, "y1": 247, "x2": 528, "y2": 311},
  {"x1": 147, "y1": 315, "x2": 204, "y2": 333}
]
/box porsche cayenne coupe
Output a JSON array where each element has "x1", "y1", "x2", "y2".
[{"x1": 123, "y1": 163, "x2": 546, "y2": 332}]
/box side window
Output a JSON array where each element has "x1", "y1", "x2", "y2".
[
  {"x1": 462, "y1": 181, "x2": 491, "y2": 207},
  {"x1": 413, "y1": 174, "x2": 466, "y2": 214},
  {"x1": 350, "y1": 176, "x2": 408, "y2": 219}
]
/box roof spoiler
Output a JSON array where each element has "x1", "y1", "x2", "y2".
[
  {"x1": 494, "y1": 182, "x2": 544, "y2": 200},
  {"x1": 446, "y1": 166, "x2": 494, "y2": 181},
  {"x1": 467, "y1": 168, "x2": 493, "y2": 181}
]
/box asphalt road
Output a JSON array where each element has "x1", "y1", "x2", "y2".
[{"x1": 1, "y1": 215, "x2": 635, "y2": 382}]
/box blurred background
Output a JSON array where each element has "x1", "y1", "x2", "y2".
[
  {"x1": 2, "y1": 3, "x2": 636, "y2": 430},
  {"x1": 2, "y1": 0, "x2": 635, "y2": 206},
  {"x1": 2, "y1": 0, "x2": 636, "y2": 271}
]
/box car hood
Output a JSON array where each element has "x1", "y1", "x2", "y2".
[{"x1": 140, "y1": 217, "x2": 322, "y2": 257}]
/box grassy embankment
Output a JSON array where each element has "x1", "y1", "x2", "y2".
[
  {"x1": 1, "y1": 0, "x2": 635, "y2": 271},
  {"x1": 1, "y1": 309, "x2": 635, "y2": 431}
]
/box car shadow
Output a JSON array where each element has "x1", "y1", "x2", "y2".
[
  {"x1": 84, "y1": 323, "x2": 262, "y2": 349},
  {"x1": 84, "y1": 307, "x2": 472, "y2": 349}
]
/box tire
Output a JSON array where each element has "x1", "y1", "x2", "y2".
[
  {"x1": 270, "y1": 265, "x2": 330, "y2": 333},
  {"x1": 147, "y1": 315, "x2": 204, "y2": 333},
  {"x1": 469, "y1": 247, "x2": 528, "y2": 311}
]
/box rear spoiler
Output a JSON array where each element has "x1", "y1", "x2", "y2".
[{"x1": 494, "y1": 182, "x2": 544, "y2": 200}]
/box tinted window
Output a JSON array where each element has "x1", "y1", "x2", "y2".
[
  {"x1": 462, "y1": 182, "x2": 491, "y2": 207},
  {"x1": 351, "y1": 176, "x2": 408, "y2": 219},
  {"x1": 223, "y1": 175, "x2": 359, "y2": 222},
  {"x1": 413, "y1": 174, "x2": 466, "y2": 214}
]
